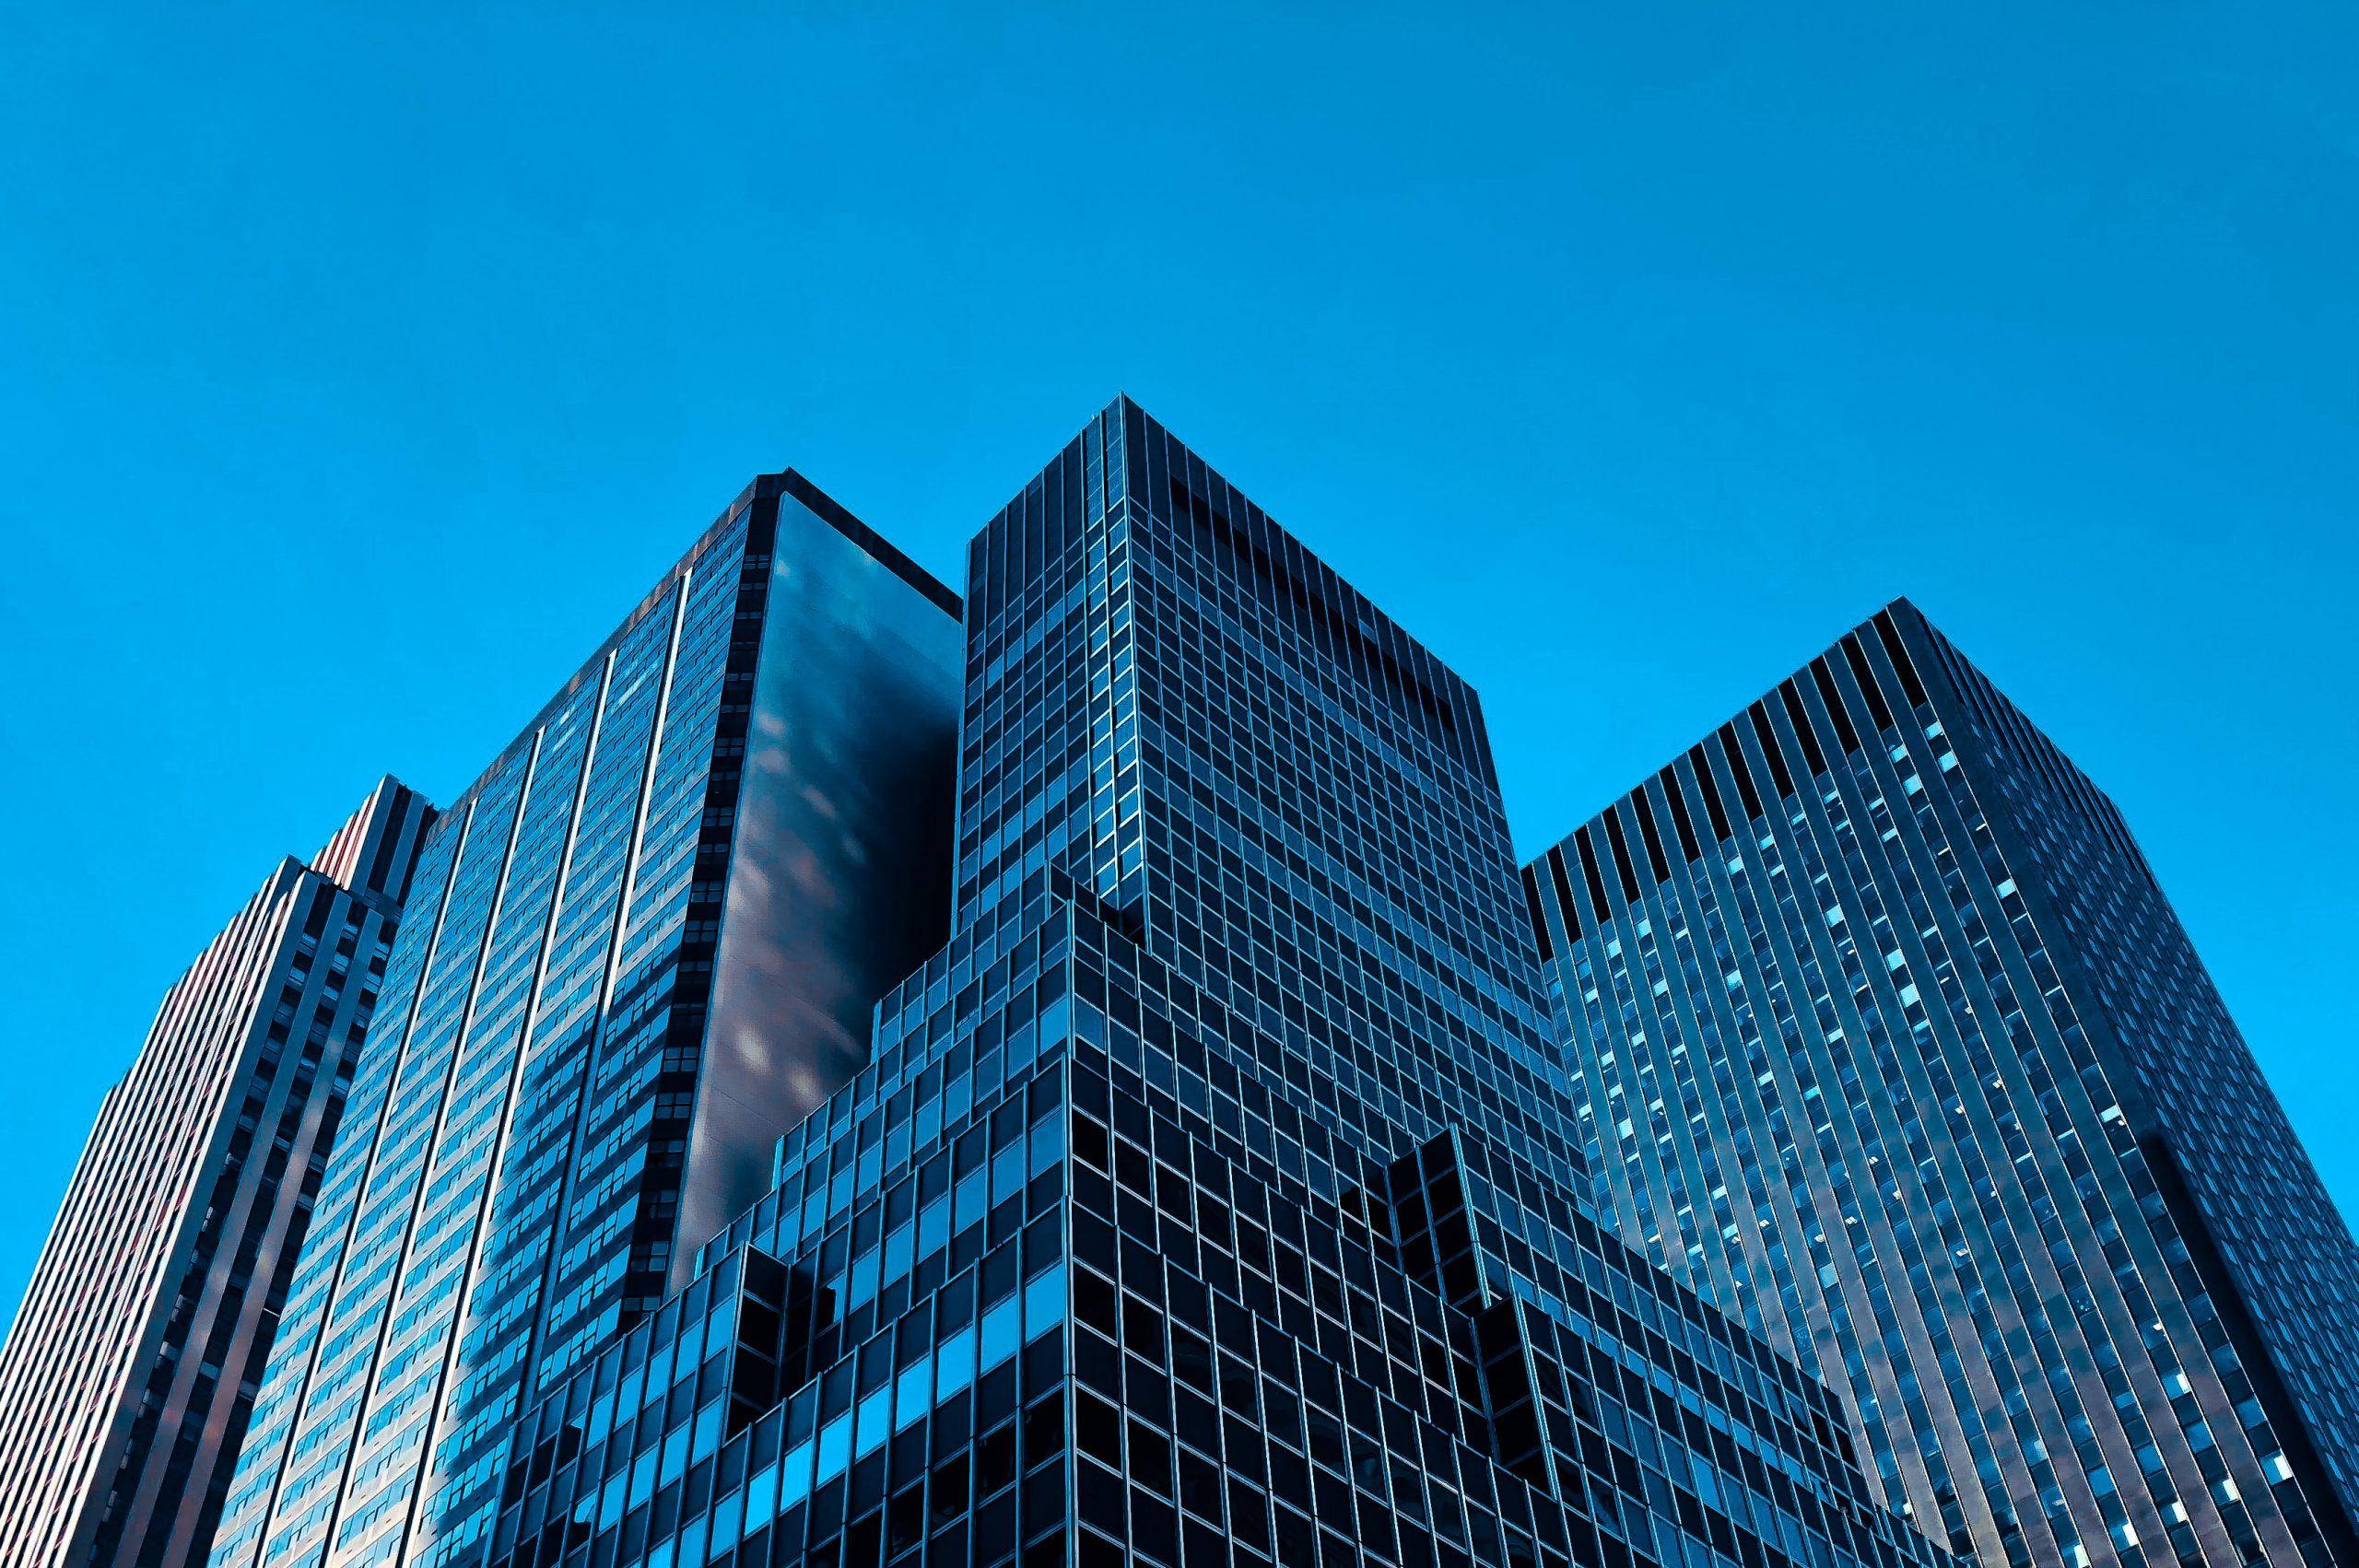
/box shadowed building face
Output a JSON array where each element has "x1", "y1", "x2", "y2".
[{"x1": 687, "y1": 483, "x2": 967, "y2": 1294}]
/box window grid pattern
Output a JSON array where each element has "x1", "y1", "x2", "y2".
[
  {"x1": 1527, "y1": 601, "x2": 2357, "y2": 1568},
  {"x1": 218, "y1": 771, "x2": 475, "y2": 1568},
  {"x1": 495, "y1": 397, "x2": 1952, "y2": 1568},
  {"x1": 503, "y1": 889, "x2": 1946, "y2": 1568},
  {"x1": 1918, "y1": 630, "x2": 2359, "y2": 1526},
  {"x1": 0, "y1": 784, "x2": 426, "y2": 1568},
  {"x1": 215, "y1": 475, "x2": 966, "y2": 1568}
]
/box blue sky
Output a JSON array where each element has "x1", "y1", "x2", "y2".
[{"x1": 3, "y1": 3, "x2": 2353, "y2": 1330}]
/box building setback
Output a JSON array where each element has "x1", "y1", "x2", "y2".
[
  {"x1": 206, "y1": 474, "x2": 964, "y2": 1568},
  {"x1": 1524, "y1": 600, "x2": 2359, "y2": 1568},
  {"x1": 468, "y1": 400, "x2": 1954, "y2": 1568},
  {"x1": 0, "y1": 778, "x2": 432, "y2": 1568}
]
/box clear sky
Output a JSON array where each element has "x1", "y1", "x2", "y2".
[{"x1": 3, "y1": 3, "x2": 2353, "y2": 1337}]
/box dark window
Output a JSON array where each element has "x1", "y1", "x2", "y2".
[
  {"x1": 1872, "y1": 610, "x2": 1930, "y2": 708},
  {"x1": 1747, "y1": 703, "x2": 1794, "y2": 801},
  {"x1": 1521, "y1": 866, "x2": 1555, "y2": 962},
  {"x1": 1659, "y1": 771, "x2": 1702, "y2": 865},
  {"x1": 1573, "y1": 829, "x2": 1614, "y2": 926},
  {"x1": 1779, "y1": 681, "x2": 1828, "y2": 778},
  {"x1": 1809, "y1": 658, "x2": 1861, "y2": 755},
  {"x1": 1840, "y1": 635, "x2": 1895, "y2": 731},
  {"x1": 1718, "y1": 726, "x2": 1764, "y2": 823},
  {"x1": 1601, "y1": 810, "x2": 1644, "y2": 903},
  {"x1": 1633, "y1": 792, "x2": 1673, "y2": 882},
  {"x1": 1546, "y1": 847, "x2": 1584, "y2": 942},
  {"x1": 1686, "y1": 746, "x2": 1732, "y2": 845}
]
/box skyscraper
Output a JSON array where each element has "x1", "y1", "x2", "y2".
[
  {"x1": 0, "y1": 778, "x2": 432, "y2": 1568},
  {"x1": 464, "y1": 400, "x2": 1952, "y2": 1568},
  {"x1": 1523, "y1": 600, "x2": 2359, "y2": 1568},
  {"x1": 206, "y1": 473, "x2": 965, "y2": 1568}
]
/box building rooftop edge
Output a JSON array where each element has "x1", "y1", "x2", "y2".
[
  {"x1": 400, "y1": 469, "x2": 957, "y2": 830},
  {"x1": 771, "y1": 469, "x2": 962, "y2": 619}
]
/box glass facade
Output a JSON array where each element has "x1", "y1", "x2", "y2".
[
  {"x1": 0, "y1": 778, "x2": 432, "y2": 1568},
  {"x1": 466, "y1": 400, "x2": 1950, "y2": 1568},
  {"x1": 207, "y1": 474, "x2": 963, "y2": 1568},
  {"x1": 1524, "y1": 600, "x2": 2359, "y2": 1568}
]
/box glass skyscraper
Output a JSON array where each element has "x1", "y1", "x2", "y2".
[
  {"x1": 0, "y1": 778, "x2": 432, "y2": 1568},
  {"x1": 206, "y1": 473, "x2": 965, "y2": 1568},
  {"x1": 455, "y1": 400, "x2": 1952, "y2": 1568},
  {"x1": 1523, "y1": 600, "x2": 2359, "y2": 1568}
]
